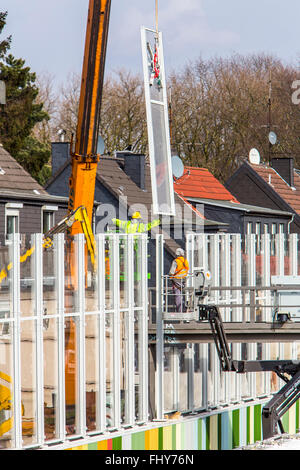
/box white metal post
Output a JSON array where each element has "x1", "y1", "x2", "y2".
[
  {"x1": 76, "y1": 234, "x2": 86, "y2": 437},
  {"x1": 96, "y1": 234, "x2": 106, "y2": 432},
  {"x1": 289, "y1": 233, "x2": 298, "y2": 276},
  {"x1": 139, "y1": 234, "x2": 148, "y2": 423},
  {"x1": 289, "y1": 234, "x2": 298, "y2": 360},
  {"x1": 200, "y1": 234, "x2": 209, "y2": 410},
  {"x1": 221, "y1": 234, "x2": 231, "y2": 403},
  {"x1": 247, "y1": 234, "x2": 256, "y2": 398},
  {"x1": 276, "y1": 234, "x2": 285, "y2": 377},
  {"x1": 211, "y1": 234, "x2": 220, "y2": 406},
  {"x1": 126, "y1": 234, "x2": 135, "y2": 425},
  {"x1": 187, "y1": 343, "x2": 194, "y2": 411},
  {"x1": 55, "y1": 234, "x2": 66, "y2": 442},
  {"x1": 171, "y1": 347, "x2": 179, "y2": 410},
  {"x1": 33, "y1": 233, "x2": 44, "y2": 446},
  {"x1": 112, "y1": 235, "x2": 121, "y2": 428},
  {"x1": 155, "y1": 234, "x2": 164, "y2": 420},
  {"x1": 262, "y1": 234, "x2": 271, "y2": 395},
  {"x1": 11, "y1": 233, "x2": 22, "y2": 449},
  {"x1": 231, "y1": 234, "x2": 242, "y2": 402},
  {"x1": 276, "y1": 233, "x2": 285, "y2": 276}
]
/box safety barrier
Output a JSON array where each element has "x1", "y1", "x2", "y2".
[{"x1": 0, "y1": 233, "x2": 148, "y2": 449}]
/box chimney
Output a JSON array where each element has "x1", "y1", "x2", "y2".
[
  {"x1": 51, "y1": 142, "x2": 70, "y2": 176},
  {"x1": 119, "y1": 152, "x2": 146, "y2": 190},
  {"x1": 271, "y1": 157, "x2": 294, "y2": 187}
]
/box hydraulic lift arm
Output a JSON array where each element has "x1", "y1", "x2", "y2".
[{"x1": 197, "y1": 295, "x2": 300, "y2": 440}]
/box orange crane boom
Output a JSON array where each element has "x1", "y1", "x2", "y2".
[{"x1": 69, "y1": 0, "x2": 111, "y2": 234}]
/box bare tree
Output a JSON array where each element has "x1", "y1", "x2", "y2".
[
  {"x1": 100, "y1": 69, "x2": 147, "y2": 155},
  {"x1": 169, "y1": 53, "x2": 300, "y2": 182},
  {"x1": 35, "y1": 54, "x2": 300, "y2": 184},
  {"x1": 53, "y1": 71, "x2": 81, "y2": 142},
  {"x1": 34, "y1": 71, "x2": 58, "y2": 143}
]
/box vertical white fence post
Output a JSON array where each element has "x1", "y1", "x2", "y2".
[
  {"x1": 211, "y1": 234, "x2": 220, "y2": 406},
  {"x1": 96, "y1": 234, "x2": 106, "y2": 432},
  {"x1": 126, "y1": 234, "x2": 135, "y2": 425},
  {"x1": 247, "y1": 234, "x2": 256, "y2": 398},
  {"x1": 289, "y1": 233, "x2": 298, "y2": 276},
  {"x1": 11, "y1": 234, "x2": 22, "y2": 449},
  {"x1": 155, "y1": 234, "x2": 164, "y2": 421},
  {"x1": 112, "y1": 235, "x2": 121, "y2": 429},
  {"x1": 262, "y1": 234, "x2": 271, "y2": 395},
  {"x1": 76, "y1": 234, "x2": 86, "y2": 437},
  {"x1": 139, "y1": 234, "x2": 149, "y2": 422},
  {"x1": 232, "y1": 234, "x2": 241, "y2": 402},
  {"x1": 55, "y1": 234, "x2": 66, "y2": 442},
  {"x1": 34, "y1": 233, "x2": 44, "y2": 446}
]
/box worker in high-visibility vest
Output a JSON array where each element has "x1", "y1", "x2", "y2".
[
  {"x1": 169, "y1": 248, "x2": 189, "y2": 312},
  {"x1": 111, "y1": 211, "x2": 160, "y2": 234}
]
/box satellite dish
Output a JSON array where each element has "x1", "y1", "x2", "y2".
[
  {"x1": 249, "y1": 148, "x2": 261, "y2": 165},
  {"x1": 268, "y1": 131, "x2": 277, "y2": 146},
  {"x1": 97, "y1": 135, "x2": 105, "y2": 155},
  {"x1": 172, "y1": 155, "x2": 184, "y2": 179}
]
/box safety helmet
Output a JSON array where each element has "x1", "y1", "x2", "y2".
[
  {"x1": 131, "y1": 211, "x2": 141, "y2": 219},
  {"x1": 176, "y1": 248, "x2": 185, "y2": 257}
]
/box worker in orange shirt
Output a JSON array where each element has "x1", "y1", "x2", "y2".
[{"x1": 169, "y1": 248, "x2": 189, "y2": 312}]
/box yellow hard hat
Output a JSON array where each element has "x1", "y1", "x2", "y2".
[{"x1": 131, "y1": 211, "x2": 141, "y2": 219}]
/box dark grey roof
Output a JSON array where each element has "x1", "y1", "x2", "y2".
[
  {"x1": 0, "y1": 144, "x2": 48, "y2": 196},
  {"x1": 187, "y1": 197, "x2": 293, "y2": 217},
  {"x1": 0, "y1": 144, "x2": 67, "y2": 205},
  {"x1": 0, "y1": 188, "x2": 68, "y2": 204},
  {"x1": 46, "y1": 155, "x2": 227, "y2": 255}
]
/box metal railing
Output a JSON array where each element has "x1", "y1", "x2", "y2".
[{"x1": 148, "y1": 284, "x2": 300, "y2": 327}]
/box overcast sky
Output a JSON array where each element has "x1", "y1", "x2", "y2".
[{"x1": 1, "y1": 0, "x2": 300, "y2": 89}]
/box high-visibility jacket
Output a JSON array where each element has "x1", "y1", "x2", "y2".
[
  {"x1": 111, "y1": 218, "x2": 160, "y2": 234},
  {"x1": 170, "y1": 256, "x2": 189, "y2": 279}
]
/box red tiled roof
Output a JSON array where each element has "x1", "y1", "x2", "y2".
[
  {"x1": 174, "y1": 166, "x2": 239, "y2": 202},
  {"x1": 249, "y1": 163, "x2": 300, "y2": 215}
]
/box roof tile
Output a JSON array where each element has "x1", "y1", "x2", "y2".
[
  {"x1": 174, "y1": 166, "x2": 239, "y2": 202},
  {"x1": 249, "y1": 163, "x2": 300, "y2": 214}
]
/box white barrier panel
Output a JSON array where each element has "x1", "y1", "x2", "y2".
[{"x1": 0, "y1": 233, "x2": 148, "y2": 450}]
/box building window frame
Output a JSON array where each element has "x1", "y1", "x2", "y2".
[
  {"x1": 5, "y1": 207, "x2": 20, "y2": 243},
  {"x1": 42, "y1": 205, "x2": 58, "y2": 234}
]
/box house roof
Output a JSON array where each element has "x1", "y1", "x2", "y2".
[
  {"x1": 0, "y1": 144, "x2": 49, "y2": 198},
  {"x1": 46, "y1": 155, "x2": 230, "y2": 255},
  {"x1": 247, "y1": 162, "x2": 300, "y2": 215},
  {"x1": 187, "y1": 197, "x2": 293, "y2": 218},
  {"x1": 174, "y1": 166, "x2": 239, "y2": 202},
  {"x1": 96, "y1": 157, "x2": 225, "y2": 230}
]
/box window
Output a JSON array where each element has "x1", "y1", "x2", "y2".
[
  {"x1": 247, "y1": 222, "x2": 253, "y2": 235},
  {"x1": 264, "y1": 224, "x2": 269, "y2": 234},
  {"x1": 42, "y1": 211, "x2": 54, "y2": 234},
  {"x1": 279, "y1": 223, "x2": 284, "y2": 234},
  {"x1": 271, "y1": 223, "x2": 277, "y2": 255},
  {"x1": 5, "y1": 209, "x2": 19, "y2": 241},
  {"x1": 42, "y1": 206, "x2": 58, "y2": 234},
  {"x1": 255, "y1": 222, "x2": 261, "y2": 253}
]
